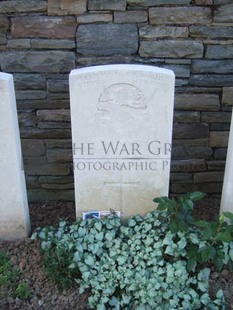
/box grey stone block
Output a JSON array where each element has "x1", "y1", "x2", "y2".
[
  {"x1": 175, "y1": 94, "x2": 220, "y2": 111},
  {"x1": 25, "y1": 160, "x2": 70, "y2": 176},
  {"x1": 128, "y1": 0, "x2": 190, "y2": 5},
  {"x1": 207, "y1": 160, "x2": 226, "y2": 171},
  {"x1": 18, "y1": 111, "x2": 37, "y2": 127},
  {"x1": 149, "y1": 7, "x2": 211, "y2": 25},
  {"x1": 214, "y1": 4, "x2": 233, "y2": 23},
  {"x1": 214, "y1": 148, "x2": 227, "y2": 160},
  {"x1": 25, "y1": 176, "x2": 40, "y2": 189},
  {"x1": 162, "y1": 64, "x2": 190, "y2": 78},
  {"x1": 139, "y1": 26, "x2": 189, "y2": 39},
  {"x1": 20, "y1": 128, "x2": 71, "y2": 139},
  {"x1": 31, "y1": 39, "x2": 75, "y2": 50},
  {"x1": 190, "y1": 26, "x2": 233, "y2": 38},
  {"x1": 0, "y1": 0, "x2": 47, "y2": 13},
  {"x1": 189, "y1": 75, "x2": 233, "y2": 87},
  {"x1": 28, "y1": 189, "x2": 74, "y2": 202},
  {"x1": 7, "y1": 39, "x2": 31, "y2": 49},
  {"x1": 40, "y1": 183, "x2": 74, "y2": 190},
  {"x1": 14, "y1": 74, "x2": 46, "y2": 90},
  {"x1": 38, "y1": 122, "x2": 71, "y2": 129},
  {"x1": 170, "y1": 173, "x2": 193, "y2": 182},
  {"x1": 77, "y1": 13, "x2": 112, "y2": 24},
  {"x1": 222, "y1": 87, "x2": 233, "y2": 105},
  {"x1": 0, "y1": 33, "x2": 6, "y2": 45},
  {"x1": 210, "y1": 131, "x2": 229, "y2": 147},
  {"x1": 173, "y1": 123, "x2": 209, "y2": 139},
  {"x1": 172, "y1": 146, "x2": 212, "y2": 160},
  {"x1": 48, "y1": 0, "x2": 87, "y2": 15},
  {"x1": 0, "y1": 51, "x2": 75, "y2": 73},
  {"x1": 88, "y1": 0, "x2": 126, "y2": 11},
  {"x1": 77, "y1": 24, "x2": 138, "y2": 56},
  {"x1": 173, "y1": 111, "x2": 200, "y2": 123},
  {"x1": 192, "y1": 60, "x2": 233, "y2": 74},
  {"x1": 39, "y1": 176, "x2": 73, "y2": 184},
  {"x1": 194, "y1": 171, "x2": 224, "y2": 183},
  {"x1": 206, "y1": 45, "x2": 233, "y2": 59},
  {"x1": 17, "y1": 100, "x2": 70, "y2": 110},
  {"x1": 16, "y1": 90, "x2": 46, "y2": 100},
  {"x1": 173, "y1": 138, "x2": 209, "y2": 146},
  {"x1": 0, "y1": 15, "x2": 9, "y2": 32},
  {"x1": 11, "y1": 16, "x2": 76, "y2": 39},
  {"x1": 210, "y1": 123, "x2": 230, "y2": 131},
  {"x1": 114, "y1": 11, "x2": 148, "y2": 23},
  {"x1": 21, "y1": 139, "x2": 45, "y2": 157},
  {"x1": 47, "y1": 79, "x2": 69, "y2": 93},
  {"x1": 139, "y1": 40, "x2": 203, "y2": 58},
  {"x1": 201, "y1": 112, "x2": 232, "y2": 123},
  {"x1": 37, "y1": 110, "x2": 70, "y2": 122},
  {"x1": 171, "y1": 183, "x2": 222, "y2": 194}
]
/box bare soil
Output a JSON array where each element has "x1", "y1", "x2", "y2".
[{"x1": 0, "y1": 197, "x2": 233, "y2": 309}]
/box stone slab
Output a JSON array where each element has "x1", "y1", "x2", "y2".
[
  {"x1": 76, "y1": 24, "x2": 138, "y2": 56},
  {"x1": 0, "y1": 51, "x2": 75, "y2": 73},
  {"x1": 214, "y1": 4, "x2": 233, "y2": 23},
  {"x1": 48, "y1": 0, "x2": 87, "y2": 15},
  {"x1": 69, "y1": 65, "x2": 175, "y2": 218},
  {"x1": 139, "y1": 40, "x2": 203, "y2": 58},
  {"x1": 222, "y1": 87, "x2": 233, "y2": 105},
  {"x1": 88, "y1": 0, "x2": 126, "y2": 11},
  {"x1": 221, "y1": 110, "x2": 233, "y2": 213},
  {"x1": 139, "y1": 26, "x2": 189, "y2": 39},
  {"x1": 0, "y1": 73, "x2": 30, "y2": 240},
  {"x1": 11, "y1": 16, "x2": 76, "y2": 39},
  {"x1": 205, "y1": 45, "x2": 233, "y2": 59},
  {"x1": 0, "y1": 1, "x2": 46, "y2": 13},
  {"x1": 128, "y1": 0, "x2": 192, "y2": 6},
  {"x1": 149, "y1": 7, "x2": 211, "y2": 25}
]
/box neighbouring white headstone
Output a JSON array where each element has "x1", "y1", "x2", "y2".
[
  {"x1": 220, "y1": 109, "x2": 233, "y2": 214},
  {"x1": 70, "y1": 65, "x2": 175, "y2": 218},
  {"x1": 0, "y1": 73, "x2": 30, "y2": 240}
]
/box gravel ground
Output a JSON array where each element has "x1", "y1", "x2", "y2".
[{"x1": 0, "y1": 197, "x2": 233, "y2": 309}]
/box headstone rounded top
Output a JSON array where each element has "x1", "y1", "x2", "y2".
[
  {"x1": 70, "y1": 64, "x2": 175, "y2": 78},
  {"x1": 0, "y1": 72, "x2": 13, "y2": 81}
]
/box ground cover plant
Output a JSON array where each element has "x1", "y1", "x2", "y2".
[
  {"x1": 0, "y1": 251, "x2": 30, "y2": 300},
  {"x1": 32, "y1": 192, "x2": 233, "y2": 310}
]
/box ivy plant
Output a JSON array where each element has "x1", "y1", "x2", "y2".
[{"x1": 32, "y1": 192, "x2": 233, "y2": 309}]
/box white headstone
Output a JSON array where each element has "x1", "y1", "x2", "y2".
[
  {"x1": 0, "y1": 73, "x2": 30, "y2": 240},
  {"x1": 220, "y1": 109, "x2": 233, "y2": 214},
  {"x1": 69, "y1": 65, "x2": 175, "y2": 219}
]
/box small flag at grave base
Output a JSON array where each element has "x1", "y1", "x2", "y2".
[{"x1": 83, "y1": 211, "x2": 121, "y2": 220}]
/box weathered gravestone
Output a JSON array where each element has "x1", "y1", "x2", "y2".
[
  {"x1": 69, "y1": 65, "x2": 175, "y2": 219},
  {"x1": 0, "y1": 73, "x2": 30, "y2": 240},
  {"x1": 220, "y1": 109, "x2": 233, "y2": 214}
]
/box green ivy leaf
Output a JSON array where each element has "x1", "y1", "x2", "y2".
[
  {"x1": 187, "y1": 258, "x2": 197, "y2": 272},
  {"x1": 95, "y1": 222, "x2": 102, "y2": 232},
  {"x1": 189, "y1": 191, "x2": 205, "y2": 201},
  {"x1": 169, "y1": 220, "x2": 179, "y2": 234},
  {"x1": 84, "y1": 255, "x2": 94, "y2": 266},
  {"x1": 95, "y1": 232, "x2": 104, "y2": 241},
  {"x1": 216, "y1": 231, "x2": 231, "y2": 243}
]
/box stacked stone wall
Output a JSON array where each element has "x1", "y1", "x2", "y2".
[{"x1": 0, "y1": 0, "x2": 232, "y2": 201}]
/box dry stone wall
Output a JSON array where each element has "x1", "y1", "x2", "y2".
[{"x1": 0, "y1": 0, "x2": 232, "y2": 201}]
